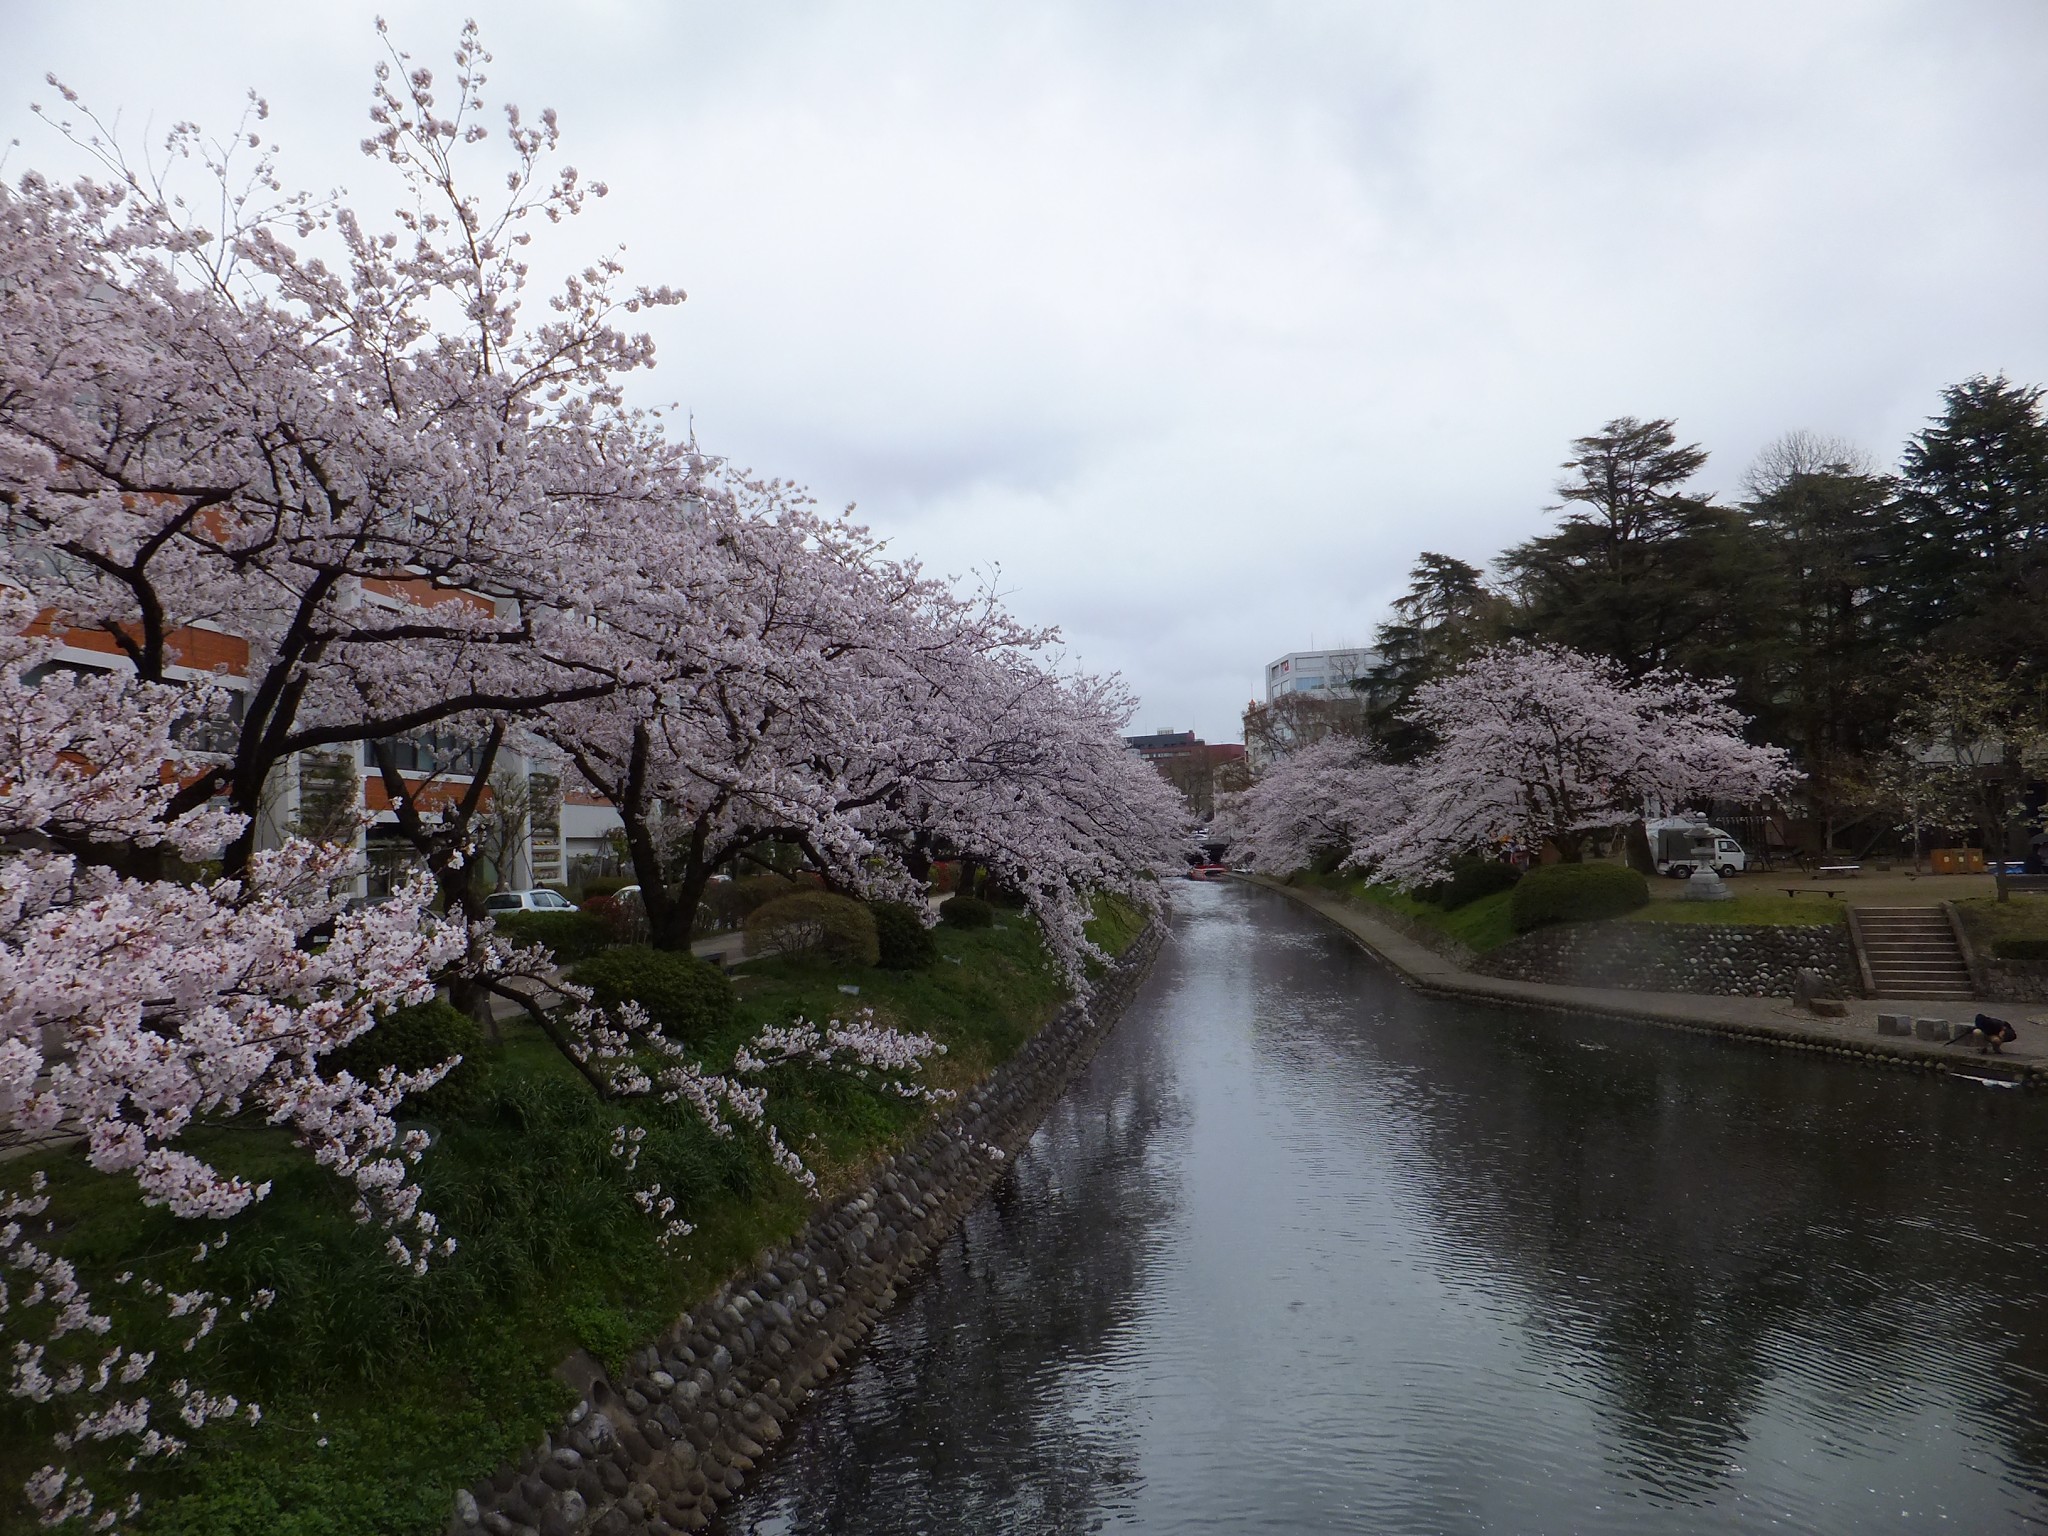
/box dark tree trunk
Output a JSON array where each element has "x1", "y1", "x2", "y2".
[{"x1": 1623, "y1": 819, "x2": 1657, "y2": 876}]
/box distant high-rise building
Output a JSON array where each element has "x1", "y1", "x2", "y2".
[{"x1": 1263, "y1": 648, "x2": 1378, "y2": 704}]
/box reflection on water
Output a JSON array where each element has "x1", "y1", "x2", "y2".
[{"x1": 722, "y1": 883, "x2": 2048, "y2": 1534}]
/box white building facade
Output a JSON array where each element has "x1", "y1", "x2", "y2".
[{"x1": 1264, "y1": 648, "x2": 1379, "y2": 704}]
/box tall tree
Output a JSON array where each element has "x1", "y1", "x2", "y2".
[
  {"x1": 1355, "y1": 551, "x2": 1503, "y2": 760},
  {"x1": 1890, "y1": 374, "x2": 2048, "y2": 683},
  {"x1": 1740, "y1": 433, "x2": 1897, "y2": 852},
  {"x1": 1500, "y1": 417, "x2": 1762, "y2": 679}
]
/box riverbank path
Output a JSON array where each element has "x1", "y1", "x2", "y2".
[{"x1": 1248, "y1": 875, "x2": 2048, "y2": 1083}]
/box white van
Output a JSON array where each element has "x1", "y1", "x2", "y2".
[{"x1": 1647, "y1": 817, "x2": 1749, "y2": 879}]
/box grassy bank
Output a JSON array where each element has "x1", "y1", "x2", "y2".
[
  {"x1": 1289, "y1": 870, "x2": 1856, "y2": 951},
  {"x1": 1292, "y1": 872, "x2": 1519, "y2": 954},
  {"x1": 2, "y1": 898, "x2": 1144, "y2": 1536},
  {"x1": 1953, "y1": 894, "x2": 2048, "y2": 952}
]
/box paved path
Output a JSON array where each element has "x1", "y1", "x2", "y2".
[{"x1": 1247, "y1": 876, "x2": 2048, "y2": 1086}]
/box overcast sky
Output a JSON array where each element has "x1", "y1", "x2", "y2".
[{"x1": 7, "y1": 2, "x2": 2047, "y2": 742}]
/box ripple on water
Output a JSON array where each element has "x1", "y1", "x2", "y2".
[{"x1": 721, "y1": 884, "x2": 2048, "y2": 1535}]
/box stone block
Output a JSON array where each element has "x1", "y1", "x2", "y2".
[
  {"x1": 1876, "y1": 1013, "x2": 1910, "y2": 1036},
  {"x1": 1913, "y1": 1017, "x2": 1949, "y2": 1041}
]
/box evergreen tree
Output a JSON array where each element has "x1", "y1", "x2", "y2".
[
  {"x1": 1499, "y1": 417, "x2": 1762, "y2": 680},
  {"x1": 1355, "y1": 552, "x2": 1502, "y2": 760},
  {"x1": 1890, "y1": 374, "x2": 2048, "y2": 683},
  {"x1": 1740, "y1": 434, "x2": 1897, "y2": 850}
]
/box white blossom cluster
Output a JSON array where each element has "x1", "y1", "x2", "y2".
[
  {"x1": 1220, "y1": 643, "x2": 1796, "y2": 886},
  {"x1": 0, "y1": 22, "x2": 1183, "y2": 1523}
]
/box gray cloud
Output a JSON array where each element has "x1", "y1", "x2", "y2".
[{"x1": 7, "y1": 1, "x2": 2047, "y2": 739}]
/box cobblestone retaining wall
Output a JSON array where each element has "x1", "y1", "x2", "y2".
[
  {"x1": 449, "y1": 921, "x2": 1164, "y2": 1536},
  {"x1": 1981, "y1": 960, "x2": 2048, "y2": 1003},
  {"x1": 1474, "y1": 920, "x2": 1857, "y2": 998}
]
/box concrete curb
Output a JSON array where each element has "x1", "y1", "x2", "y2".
[
  {"x1": 1247, "y1": 877, "x2": 2048, "y2": 1088},
  {"x1": 448, "y1": 920, "x2": 1166, "y2": 1536}
]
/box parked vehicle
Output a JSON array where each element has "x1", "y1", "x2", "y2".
[
  {"x1": 483, "y1": 888, "x2": 580, "y2": 914},
  {"x1": 1646, "y1": 817, "x2": 1749, "y2": 879}
]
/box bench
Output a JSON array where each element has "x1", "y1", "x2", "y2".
[
  {"x1": 1815, "y1": 863, "x2": 1861, "y2": 877},
  {"x1": 1783, "y1": 887, "x2": 1841, "y2": 900}
]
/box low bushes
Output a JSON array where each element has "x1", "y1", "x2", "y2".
[
  {"x1": 699, "y1": 874, "x2": 799, "y2": 931},
  {"x1": 939, "y1": 894, "x2": 995, "y2": 929},
  {"x1": 869, "y1": 900, "x2": 938, "y2": 970},
  {"x1": 326, "y1": 999, "x2": 486, "y2": 1117},
  {"x1": 745, "y1": 891, "x2": 881, "y2": 967},
  {"x1": 570, "y1": 946, "x2": 737, "y2": 1043},
  {"x1": 1420, "y1": 856, "x2": 1521, "y2": 911},
  {"x1": 1994, "y1": 937, "x2": 2048, "y2": 962},
  {"x1": 1508, "y1": 862, "x2": 1649, "y2": 931},
  {"x1": 491, "y1": 908, "x2": 614, "y2": 963}
]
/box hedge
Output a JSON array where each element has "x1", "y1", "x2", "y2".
[
  {"x1": 1993, "y1": 937, "x2": 2048, "y2": 962},
  {"x1": 491, "y1": 909, "x2": 615, "y2": 963},
  {"x1": 868, "y1": 900, "x2": 938, "y2": 970},
  {"x1": 1508, "y1": 862, "x2": 1649, "y2": 931},
  {"x1": 745, "y1": 891, "x2": 880, "y2": 968},
  {"x1": 1421, "y1": 856, "x2": 1521, "y2": 911},
  {"x1": 569, "y1": 946, "x2": 737, "y2": 1044}
]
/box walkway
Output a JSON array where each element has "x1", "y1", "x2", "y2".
[{"x1": 1247, "y1": 876, "x2": 2048, "y2": 1085}]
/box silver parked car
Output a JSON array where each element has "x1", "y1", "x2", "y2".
[{"x1": 483, "y1": 889, "x2": 580, "y2": 914}]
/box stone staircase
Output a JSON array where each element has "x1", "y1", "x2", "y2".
[{"x1": 1850, "y1": 906, "x2": 1976, "y2": 1001}]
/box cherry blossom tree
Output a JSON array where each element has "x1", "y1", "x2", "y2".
[
  {"x1": 535, "y1": 469, "x2": 1184, "y2": 976},
  {"x1": 0, "y1": 22, "x2": 685, "y2": 880},
  {"x1": 1359, "y1": 643, "x2": 1794, "y2": 886},
  {"x1": 1214, "y1": 734, "x2": 1405, "y2": 876},
  {"x1": 0, "y1": 590, "x2": 465, "y2": 1527}
]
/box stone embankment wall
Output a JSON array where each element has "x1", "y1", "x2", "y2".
[
  {"x1": 1475, "y1": 921, "x2": 1857, "y2": 998},
  {"x1": 1980, "y1": 961, "x2": 2048, "y2": 1003},
  {"x1": 449, "y1": 921, "x2": 1163, "y2": 1536}
]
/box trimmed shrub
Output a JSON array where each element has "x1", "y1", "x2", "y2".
[
  {"x1": 492, "y1": 908, "x2": 615, "y2": 963},
  {"x1": 939, "y1": 894, "x2": 995, "y2": 929},
  {"x1": 869, "y1": 900, "x2": 938, "y2": 970},
  {"x1": 729, "y1": 874, "x2": 799, "y2": 919},
  {"x1": 570, "y1": 946, "x2": 737, "y2": 1044},
  {"x1": 574, "y1": 875, "x2": 634, "y2": 902},
  {"x1": 1994, "y1": 937, "x2": 2048, "y2": 962},
  {"x1": 1422, "y1": 856, "x2": 1521, "y2": 911},
  {"x1": 1509, "y1": 862, "x2": 1649, "y2": 931},
  {"x1": 326, "y1": 999, "x2": 485, "y2": 1117},
  {"x1": 745, "y1": 891, "x2": 880, "y2": 967}
]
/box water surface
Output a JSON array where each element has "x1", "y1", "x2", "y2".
[{"x1": 723, "y1": 882, "x2": 2048, "y2": 1534}]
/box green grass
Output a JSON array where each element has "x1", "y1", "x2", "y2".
[
  {"x1": 1296, "y1": 873, "x2": 1519, "y2": 954},
  {"x1": 1953, "y1": 894, "x2": 2048, "y2": 951},
  {"x1": 1294, "y1": 874, "x2": 1846, "y2": 945},
  {"x1": 2, "y1": 902, "x2": 1128, "y2": 1536},
  {"x1": 1626, "y1": 894, "x2": 1845, "y2": 926}
]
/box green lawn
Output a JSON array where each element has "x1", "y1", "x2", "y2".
[
  {"x1": 1290, "y1": 871, "x2": 1851, "y2": 948},
  {"x1": 1952, "y1": 894, "x2": 2048, "y2": 952},
  {"x1": 3, "y1": 896, "x2": 1145, "y2": 1536},
  {"x1": 1297, "y1": 873, "x2": 1519, "y2": 954}
]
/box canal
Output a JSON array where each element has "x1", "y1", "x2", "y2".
[{"x1": 722, "y1": 880, "x2": 2048, "y2": 1533}]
